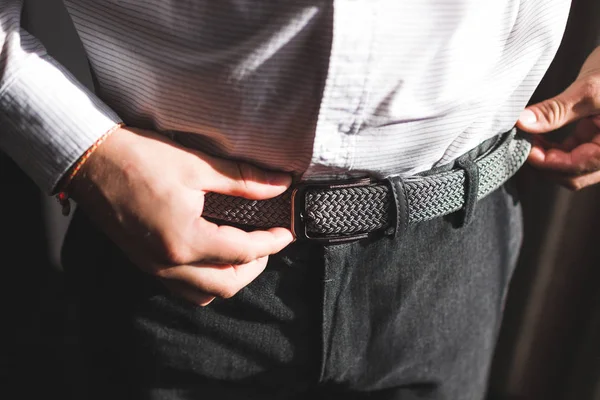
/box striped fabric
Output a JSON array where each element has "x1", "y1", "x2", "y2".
[{"x1": 0, "y1": 0, "x2": 571, "y2": 193}]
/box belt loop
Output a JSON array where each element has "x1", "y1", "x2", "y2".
[
  {"x1": 385, "y1": 176, "x2": 409, "y2": 238},
  {"x1": 456, "y1": 155, "x2": 480, "y2": 227}
]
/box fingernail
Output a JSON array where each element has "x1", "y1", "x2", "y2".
[{"x1": 519, "y1": 109, "x2": 538, "y2": 126}]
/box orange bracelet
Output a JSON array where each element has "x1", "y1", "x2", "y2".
[{"x1": 56, "y1": 122, "x2": 124, "y2": 216}]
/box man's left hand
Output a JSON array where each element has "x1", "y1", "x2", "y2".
[{"x1": 517, "y1": 46, "x2": 600, "y2": 191}]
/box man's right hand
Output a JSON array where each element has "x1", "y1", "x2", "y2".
[{"x1": 68, "y1": 126, "x2": 294, "y2": 306}]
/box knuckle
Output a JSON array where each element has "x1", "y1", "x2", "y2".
[
  {"x1": 215, "y1": 284, "x2": 239, "y2": 299},
  {"x1": 579, "y1": 77, "x2": 600, "y2": 108},
  {"x1": 539, "y1": 98, "x2": 567, "y2": 125},
  {"x1": 224, "y1": 247, "x2": 256, "y2": 265},
  {"x1": 159, "y1": 239, "x2": 190, "y2": 265},
  {"x1": 232, "y1": 253, "x2": 256, "y2": 266}
]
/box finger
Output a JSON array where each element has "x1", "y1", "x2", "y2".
[
  {"x1": 527, "y1": 146, "x2": 577, "y2": 173},
  {"x1": 527, "y1": 141, "x2": 600, "y2": 174},
  {"x1": 162, "y1": 280, "x2": 216, "y2": 306},
  {"x1": 195, "y1": 218, "x2": 293, "y2": 265},
  {"x1": 159, "y1": 256, "x2": 270, "y2": 299},
  {"x1": 562, "y1": 169, "x2": 600, "y2": 191},
  {"x1": 526, "y1": 120, "x2": 594, "y2": 156},
  {"x1": 527, "y1": 143, "x2": 546, "y2": 165},
  {"x1": 537, "y1": 169, "x2": 600, "y2": 191},
  {"x1": 200, "y1": 156, "x2": 292, "y2": 200},
  {"x1": 570, "y1": 117, "x2": 600, "y2": 145},
  {"x1": 529, "y1": 134, "x2": 571, "y2": 152},
  {"x1": 517, "y1": 78, "x2": 600, "y2": 134}
]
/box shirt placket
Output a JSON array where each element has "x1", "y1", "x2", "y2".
[{"x1": 308, "y1": 0, "x2": 375, "y2": 174}]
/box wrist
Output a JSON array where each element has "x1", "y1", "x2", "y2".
[{"x1": 56, "y1": 123, "x2": 124, "y2": 215}]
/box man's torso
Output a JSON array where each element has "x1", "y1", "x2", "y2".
[{"x1": 64, "y1": 0, "x2": 571, "y2": 178}]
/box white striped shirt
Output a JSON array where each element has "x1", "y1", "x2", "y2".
[{"x1": 0, "y1": 0, "x2": 571, "y2": 193}]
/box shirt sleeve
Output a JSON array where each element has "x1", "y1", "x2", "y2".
[{"x1": 0, "y1": 0, "x2": 122, "y2": 194}]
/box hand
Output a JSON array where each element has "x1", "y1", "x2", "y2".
[
  {"x1": 517, "y1": 46, "x2": 600, "y2": 190},
  {"x1": 68, "y1": 126, "x2": 293, "y2": 306}
]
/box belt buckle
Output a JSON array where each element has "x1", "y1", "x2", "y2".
[{"x1": 290, "y1": 177, "x2": 373, "y2": 244}]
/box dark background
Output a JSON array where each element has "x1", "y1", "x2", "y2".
[{"x1": 1, "y1": 0, "x2": 600, "y2": 398}]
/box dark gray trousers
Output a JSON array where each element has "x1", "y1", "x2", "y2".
[{"x1": 62, "y1": 155, "x2": 523, "y2": 400}]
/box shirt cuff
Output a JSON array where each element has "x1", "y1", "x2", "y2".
[{"x1": 0, "y1": 53, "x2": 122, "y2": 194}]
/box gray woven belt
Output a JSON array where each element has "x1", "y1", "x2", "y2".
[{"x1": 203, "y1": 131, "x2": 530, "y2": 242}]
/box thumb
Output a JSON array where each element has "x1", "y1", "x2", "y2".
[
  {"x1": 517, "y1": 79, "x2": 599, "y2": 134},
  {"x1": 202, "y1": 156, "x2": 292, "y2": 200}
]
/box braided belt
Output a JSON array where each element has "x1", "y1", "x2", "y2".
[{"x1": 203, "y1": 131, "x2": 531, "y2": 243}]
